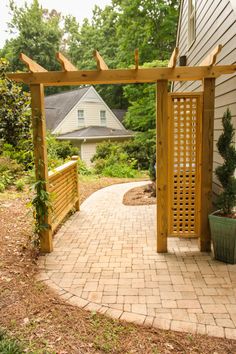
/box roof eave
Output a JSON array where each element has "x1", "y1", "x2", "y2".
[{"x1": 57, "y1": 134, "x2": 134, "y2": 141}]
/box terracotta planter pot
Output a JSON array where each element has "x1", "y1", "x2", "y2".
[{"x1": 209, "y1": 211, "x2": 236, "y2": 264}]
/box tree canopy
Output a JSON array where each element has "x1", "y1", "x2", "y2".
[
  {"x1": 1, "y1": 0, "x2": 179, "y2": 107},
  {"x1": 0, "y1": 0, "x2": 179, "y2": 169},
  {"x1": 0, "y1": 58, "x2": 31, "y2": 147},
  {"x1": 1, "y1": 0, "x2": 63, "y2": 72}
]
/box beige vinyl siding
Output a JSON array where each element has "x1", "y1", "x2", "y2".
[
  {"x1": 53, "y1": 87, "x2": 123, "y2": 134},
  {"x1": 173, "y1": 0, "x2": 236, "y2": 194},
  {"x1": 80, "y1": 142, "x2": 97, "y2": 166}
]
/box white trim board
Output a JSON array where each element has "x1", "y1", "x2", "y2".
[{"x1": 57, "y1": 134, "x2": 133, "y2": 141}]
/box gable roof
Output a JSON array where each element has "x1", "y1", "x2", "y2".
[
  {"x1": 57, "y1": 126, "x2": 134, "y2": 140},
  {"x1": 45, "y1": 87, "x2": 90, "y2": 131},
  {"x1": 111, "y1": 109, "x2": 127, "y2": 123}
]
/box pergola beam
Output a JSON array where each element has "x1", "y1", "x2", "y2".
[
  {"x1": 168, "y1": 47, "x2": 179, "y2": 68},
  {"x1": 93, "y1": 50, "x2": 109, "y2": 70},
  {"x1": 56, "y1": 52, "x2": 77, "y2": 71},
  {"x1": 199, "y1": 45, "x2": 222, "y2": 66},
  {"x1": 7, "y1": 64, "x2": 236, "y2": 86},
  {"x1": 20, "y1": 53, "x2": 47, "y2": 72}
]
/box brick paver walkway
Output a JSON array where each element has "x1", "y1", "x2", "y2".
[{"x1": 38, "y1": 181, "x2": 236, "y2": 340}]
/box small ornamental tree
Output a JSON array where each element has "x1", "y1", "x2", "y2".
[
  {"x1": 0, "y1": 58, "x2": 31, "y2": 147},
  {"x1": 215, "y1": 108, "x2": 236, "y2": 215}
]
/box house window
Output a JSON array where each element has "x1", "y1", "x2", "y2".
[
  {"x1": 78, "y1": 110, "x2": 84, "y2": 126},
  {"x1": 188, "y1": 0, "x2": 196, "y2": 47},
  {"x1": 100, "y1": 110, "x2": 106, "y2": 126}
]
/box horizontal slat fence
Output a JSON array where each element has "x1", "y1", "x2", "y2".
[{"x1": 48, "y1": 158, "x2": 79, "y2": 233}]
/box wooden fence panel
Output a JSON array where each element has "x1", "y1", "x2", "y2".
[{"x1": 48, "y1": 160, "x2": 79, "y2": 233}]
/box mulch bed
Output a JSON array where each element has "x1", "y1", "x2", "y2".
[
  {"x1": 123, "y1": 183, "x2": 156, "y2": 206},
  {"x1": 0, "y1": 180, "x2": 235, "y2": 353}
]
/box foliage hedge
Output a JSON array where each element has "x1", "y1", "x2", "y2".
[
  {"x1": 91, "y1": 136, "x2": 155, "y2": 179},
  {"x1": 0, "y1": 134, "x2": 80, "y2": 192},
  {"x1": 91, "y1": 140, "x2": 153, "y2": 178},
  {"x1": 91, "y1": 141, "x2": 138, "y2": 178}
]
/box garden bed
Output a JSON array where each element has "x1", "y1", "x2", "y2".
[{"x1": 123, "y1": 182, "x2": 156, "y2": 206}]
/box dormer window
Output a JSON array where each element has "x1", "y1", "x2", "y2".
[
  {"x1": 78, "y1": 109, "x2": 84, "y2": 126},
  {"x1": 188, "y1": 0, "x2": 196, "y2": 47},
  {"x1": 100, "y1": 110, "x2": 106, "y2": 126}
]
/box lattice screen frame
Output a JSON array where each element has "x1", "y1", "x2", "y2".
[{"x1": 168, "y1": 92, "x2": 203, "y2": 238}]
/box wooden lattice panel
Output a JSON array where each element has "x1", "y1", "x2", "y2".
[{"x1": 168, "y1": 93, "x2": 202, "y2": 238}]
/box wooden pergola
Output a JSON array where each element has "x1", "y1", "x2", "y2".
[{"x1": 7, "y1": 46, "x2": 236, "y2": 253}]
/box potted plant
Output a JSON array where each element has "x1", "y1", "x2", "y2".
[{"x1": 209, "y1": 108, "x2": 236, "y2": 264}]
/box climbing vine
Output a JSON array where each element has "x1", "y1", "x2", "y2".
[{"x1": 31, "y1": 179, "x2": 52, "y2": 247}]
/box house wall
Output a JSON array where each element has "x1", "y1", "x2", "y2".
[
  {"x1": 173, "y1": 0, "x2": 236, "y2": 194},
  {"x1": 53, "y1": 87, "x2": 123, "y2": 135},
  {"x1": 80, "y1": 142, "x2": 98, "y2": 166}
]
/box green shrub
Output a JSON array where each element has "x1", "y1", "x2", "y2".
[
  {"x1": 0, "y1": 156, "x2": 23, "y2": 174},
  {"x1": 91, "y1": 141, "x2": 118, "y2": 161},
  {"x1": 15, "y1": 179, "x2": 25, "y2": 191},
  {"x1": 0, "y1": 156, "x2": 25, "y2": 192},
  {"x1": 122, "y1": 130, "x2": 156, "y2": 171},
  {"x1": 0, "y1": 329, "x2": 23, "y2": 354},
  {"x1": 92, "y1": 141, "x2": 139, "y2": 178},
  {"x1": 1, "y1": 142, "x2": 33, "y2": 170},
  {"x1": 93, "y1": 158, "x2": 106, "y2": 174},
  {"x1": 0, "y1": 182, "x2": 5, "y2": 192},
  {"x1": 149, "y1": 151, "x2": 156, "y2": 181},
  {"x1": 215, "y1": 108, "x2": 236, "y2": 214},
  {"x1": 92, "y1": 135, "x2": 156, "y2": 179},
  {"x1": 102, "y1": 162, "x2": 139, "y2": 178},
  {"x1": 54, "y1": 141, "x2": 79, "y2": 159},
  {"x1": 0, "y1": 58, "x2": 31, "y2": 149},
  {"x1": 47, "y1": 132, "x2": 79, "y2": 158},
  {"x1": 46, "y1": 132, "x2": 79, "y2": 170},
  {"x1": 77, "y1": 158, "x2": 93, "y2": 176},
  {"x1": 0, "y1": 171, "x2": 13, "y2": 186},
  {"x1": 0, "y1": 338, "x2": 22, "y2": 354}
]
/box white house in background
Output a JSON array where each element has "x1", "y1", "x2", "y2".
[{"x1": 45, "y1": 86, "x2": 133, "y2": 165}]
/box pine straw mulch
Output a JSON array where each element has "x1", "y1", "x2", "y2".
[
  {"x1": 123, "y1": 183, "x2": 156, "y2": 206},
  {"x1": 0, "y1": 178, "x2": 236, "y2": 354}
]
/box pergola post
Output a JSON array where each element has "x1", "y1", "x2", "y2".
[
  {"x1": 30, "y1": 84, "x2": 53, "y2": 253},
  {"x1": 156, "y1": 80, "x2": 169, "y2": 253},
  {"x1": 199, "y1": 78, "x2": 216, "y2": 252}
]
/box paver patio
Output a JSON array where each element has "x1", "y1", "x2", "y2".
[{"x1": 38, "y1": 181, "x2": 236, "y2": 340}]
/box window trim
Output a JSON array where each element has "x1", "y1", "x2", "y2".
[
  {"x1": 78, "y1": 109, "x2": 85, "y2": 126},
  {"x1": 100, "y1": 110, "x2": 106, "y2": 126}
]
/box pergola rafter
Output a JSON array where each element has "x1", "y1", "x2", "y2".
[
  {"x1": 93, "y1": 50, "x2": 109, "y2": 71},
  {"x1": 168, "y1": 47, "x2": 179, "y2": 68},
  {"x1": 20, "y1": 53, "x2": 47, "y2": 72},
  {"x1": 56, "y1": 52, "x2": 78, "y2": 72},
  {"x1": 199, "y1": 44, "x2": 222, "y2": 67},
  {"x1": 7, "y1": 46, "x2": 236, "y2": 253}
]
